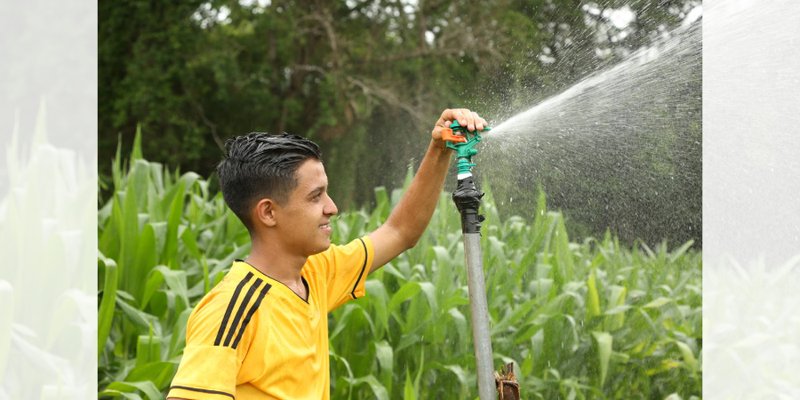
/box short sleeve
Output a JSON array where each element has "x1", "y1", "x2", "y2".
[
  {"x1": 317, "y1": 236, "x2": 374, "y2": 312},
  {"x1": 168, "y1": 273, "x2": 264, "y2": 399}
]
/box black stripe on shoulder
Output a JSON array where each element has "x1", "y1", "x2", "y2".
[
  {"x1": 170, "y1": 385, "x2": 234, "y2": 399},
  {"x1": 214, "y1": 271, "x2": 253, "y2": 346},
  {"x1": 350, "y1": 238, "x2": 369, "y2": 299},
  {"x1": 232, "y1": 282, "x2": 272, "y2": 349},
  {"x1": 223, "y1": 277, "x2": 262, "y2": 347}
]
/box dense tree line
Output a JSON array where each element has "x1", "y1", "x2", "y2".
[{"x1": 100, "y1": 0, "x2": 701, "y2": 246}]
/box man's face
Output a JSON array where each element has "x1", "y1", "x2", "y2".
[{"x1": 274, "y1": 159, "x2": 338, "y2": 256}]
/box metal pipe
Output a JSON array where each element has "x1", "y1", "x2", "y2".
[
  {"x1": 464, "y1": 232, "x2": 496, "y2": 400},
  {"x1": 445, "y1": 121, "x2": 498, "y2": 400}
]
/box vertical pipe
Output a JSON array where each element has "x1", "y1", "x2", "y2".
[
  {"x1": 448, "y1": 123, "x2": 496, "y2": 399},
  {"x1": 464, "y1": 233, "x2": 496, "y2": 400}
]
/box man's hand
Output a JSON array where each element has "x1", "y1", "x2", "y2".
[
  {"x1": 431, "y1": 108, "x2": 488, "y2": 144},
  {"x1": 368, "y1": 108, "x2": 487, "y2": 272}
]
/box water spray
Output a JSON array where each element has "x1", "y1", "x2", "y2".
[{"x1": 442, "y1": 121, "x2": 520, "y2": 400}]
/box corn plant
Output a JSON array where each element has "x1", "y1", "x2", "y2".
[
  {"x1": 3, "y1": 107, "x2": 96, "y2": 399},
  {"x1": 327, "y1": 184, "x2": 701, "y2": 400},
  {"x1": 98, "y1": 132, "x2": 701, "y2": 399},
  {"x1": 98, "y1": 130, "x2": 251, "y2": 398}
]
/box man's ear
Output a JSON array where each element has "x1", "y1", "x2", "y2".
[{"x1": 253, "y1": 198, "x2": 278, "y2": 227}]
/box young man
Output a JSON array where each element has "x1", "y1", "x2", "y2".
[{"x1": 167, "y1": 109, "x2": 487, "y2": 400}]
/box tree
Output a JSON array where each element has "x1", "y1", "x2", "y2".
[{"x1": 99, "y1": 0, "x2": 702, "y2": 244}]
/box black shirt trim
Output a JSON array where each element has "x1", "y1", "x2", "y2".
[
  {"x1": 223, "y1": 278, "x2": 263, "y2": 347},
  {"x1": 232, "y1": 283, "x2": 272, "y2": 349},
  {"x1": 169, "y1": 385, "x2": 235, "y2": 399},
  {"x1": 350, "y1": 238, "x2": 369, "y2": 299},
  {"x1": 214, "y1": 272, "x2": 254, "y2": 346}
]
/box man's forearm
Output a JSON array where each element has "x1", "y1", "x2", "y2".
[
  {"x1": 367, "y1": 108, "x2": 485, "y2": 272},
  {"x1": 384, "y1": 139, "x2": 452, "y2": 248}
]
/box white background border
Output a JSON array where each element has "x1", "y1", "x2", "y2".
[{"x1": 1, "y1": 0, "x2": 798, "y2": 398}]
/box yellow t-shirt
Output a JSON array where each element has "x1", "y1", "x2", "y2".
[{"x1": 168, "y1": 237, "x2": 373, "y2": 400}]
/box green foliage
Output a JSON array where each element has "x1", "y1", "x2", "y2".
[
  {"x1": 329, "y1": 186, "x2": 702, "y2": 399},
  {"x1": 98, "y1": 147, "x2": 701, "y2": 399},
  {"x1": 98, "y1": 131, "x2": 251, "y2": 398},
  {"x1": 99, "y1": 0, "x2": 700, "y2": 212}
]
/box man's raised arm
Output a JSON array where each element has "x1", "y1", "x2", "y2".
[{"x1": 368, "y1": 108, "x2": 487, "y2": 273}]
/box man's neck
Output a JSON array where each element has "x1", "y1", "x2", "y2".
[{"x1": 247, "y1": 237, "x2": 308, "y2": 296}]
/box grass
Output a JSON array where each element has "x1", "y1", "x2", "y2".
[{"x1": 98, "y1": 133, "x2": 701, "y2": 399}]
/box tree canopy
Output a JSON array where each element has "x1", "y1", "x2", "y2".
[{"x1": 100, "y1": 0, "x2": 701, "y2": 246}]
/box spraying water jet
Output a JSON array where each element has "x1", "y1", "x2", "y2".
[{"x1": 483, "y1": 21, "x2": 702, "y2": 247}]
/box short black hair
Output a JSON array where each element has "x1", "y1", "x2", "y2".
[{"x1": 217, "y1": 132, "x2": 322, "y2": 230}]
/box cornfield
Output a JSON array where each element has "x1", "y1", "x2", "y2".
[{"x1": 98, "y1": 134, "x2": 701, "y2": 399}]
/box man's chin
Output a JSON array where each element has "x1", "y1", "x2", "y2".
[{"x1": 309, "y1": 240, "x2": 331, "y2": 256}]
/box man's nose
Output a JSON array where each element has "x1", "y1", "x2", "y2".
[{"x1": 324, "y1": 195, "x2": 338, "y2": 216}]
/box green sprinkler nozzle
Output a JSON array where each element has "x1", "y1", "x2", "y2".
[{"x1": 442, "y1": 120, "x2": 491, "y2": 176}]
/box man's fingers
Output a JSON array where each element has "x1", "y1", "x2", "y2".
[
  {"x1": 434, "y1": 109, "x2": 487, "y2": 140},
  {"x1": 472, "y1": 112, "x2": 484, "y2": 131},
  {"x1": 458, "y1": 109, "x2": 473, "y2": 130},
  {"x1": 431, "y1": 119, "x2": 452, "y2": 140},
  {"x1": 458, "y1": 108, "x2": 485, "y2": 132}
]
